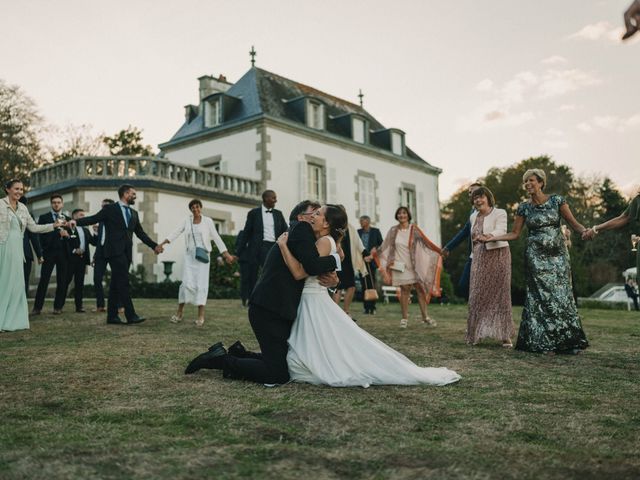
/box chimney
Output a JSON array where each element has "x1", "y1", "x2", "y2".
[
  {"x1": 184, "y1": 104, "x2": 198, "y2": 123},
  {"x1": 198, "y1": 74, "x2": 232, "y2": 100}
]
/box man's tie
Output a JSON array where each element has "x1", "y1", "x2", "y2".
[
  {"x1": 265, "y1": 209, "x2": 273, "y2": 213},
  {"x1": 124, "y1": 206, "x2": 132, "y2": 227}
]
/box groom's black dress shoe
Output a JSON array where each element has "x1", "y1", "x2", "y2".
[
  {"x1": 127, "y1": 316, "x2": 146, "y2": 324},
  {"x1": 227, "y1": 340, "x2": 248, "y2": 356},
  {"x1": 185, "y1": 343, "x2": 227, "y2": 374},
  {"x1": 107, "y1": 316, "x2": 126, "y2": 325}
]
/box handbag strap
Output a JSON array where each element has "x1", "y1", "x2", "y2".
[{"x1": 364, "y1": 260, "x2": 376, "y2": 288}]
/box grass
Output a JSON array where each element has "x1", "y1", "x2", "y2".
[{"x1": 1, "y1": 299, "x2": 639, "y2": 479}]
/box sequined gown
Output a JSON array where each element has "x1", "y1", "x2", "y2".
[{"x1": 515, "y1": 195, "x2": 588, "y2": 353}]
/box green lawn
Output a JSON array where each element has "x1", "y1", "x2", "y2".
[{"x1": 1, "y1": 300, "x2": 639, "y2": 479}]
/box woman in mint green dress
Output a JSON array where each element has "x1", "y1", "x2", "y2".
[
  {"x1": 480, "y1": 169, "x2": 589, "y2": 354},
  {"x1": 0, "y1": 180, "x2": 62, "y2": 332}
]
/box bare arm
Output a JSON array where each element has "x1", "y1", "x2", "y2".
[
  {"x1": 276, "y1": 232, "x2": 308, "y2": 280},
  {"x1": 481, "y1": 215, "x2": 525, "y2": 242},
  {"x1": 583, "y1": 210, "x2": 631, "y2": 240},
  {"x1": 559, "y1": 203, "x2": 586, "y2": 234}
]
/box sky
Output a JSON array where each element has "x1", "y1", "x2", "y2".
[{"x1": 2, "y1": 0, "x2": 639, "y2": 200}]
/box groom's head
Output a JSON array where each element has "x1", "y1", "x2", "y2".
[{"x1": 289, "y1": 200, "x2": 321, "y2": 223}]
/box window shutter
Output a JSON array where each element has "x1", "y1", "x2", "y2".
[
  {"x1": 418, "y1": 191, "x2": 425, "y2": 226},
  {"x1": 398, "y1": 187, "x2": 403, "y2": 207},
  {"x1": 327, "y1": 167, "x2": 337, "y2": 203},
  {"x1": 298, "y1": 160, "x2": 307, "y2": 200}
]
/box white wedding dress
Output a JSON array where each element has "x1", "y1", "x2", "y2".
[{"x1": 287, "y1": 236, "x2": 461, "y2": 388}]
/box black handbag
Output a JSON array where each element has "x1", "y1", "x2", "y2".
[{"x1": 191, "y1": 221, "x2": 209, "y2": 264}]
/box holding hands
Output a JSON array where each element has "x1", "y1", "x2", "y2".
[{"x1": 581, "y1": 228, "x2": 596, "y2": 241}]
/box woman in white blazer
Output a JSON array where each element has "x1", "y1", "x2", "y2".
[
  {"x1": 466, "y1": 187, "x2": 515, "y2": 347},
  {"x1": 160, "y1": 199, "x2": 235, "y2": 326},
  {"x1": 1, "y1": 180, "x2": 65, "y2": 331}
]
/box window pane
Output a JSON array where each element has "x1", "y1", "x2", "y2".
[
  {"x1": 358, "y1": 176, "x2": 375, "y2": 217},
  {"x1": 391, "y1": 132, "x2": 402, "y2": 155},
  {"x1": 353, "y1": 118, "x2": 365, "y2": 144}
]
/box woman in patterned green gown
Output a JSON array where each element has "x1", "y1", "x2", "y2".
[{"x1": 479, "y1": 169, "x2": 589, "y2": 354}]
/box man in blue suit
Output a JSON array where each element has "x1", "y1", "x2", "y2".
[{"x1": 441, "y1": 182, "x2": 482, "y2": 300}]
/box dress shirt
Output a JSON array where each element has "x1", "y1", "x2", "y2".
[
  {"x1": 118, "y1": 201, "x2": 131, "y2": 227},
  {"x1": 261, "y1": 204, "x2": 275, "y2": 242},
  {"x1": 360, "y1": 230, "x2": 370, "y2": 250},
  {"x1": 75, "y1": 226, "x2": 86, "y2": 253}
]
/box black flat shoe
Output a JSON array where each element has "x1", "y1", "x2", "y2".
[
  {"x1": 185, "y1": 343, "x2": 227, "y2": 374},
  {"x1": 127, "y1": 316, "x2": 146, "y2": 324}
]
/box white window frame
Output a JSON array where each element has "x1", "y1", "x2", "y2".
[
  {"x1": 358, "y1": 175, "x2": 376, "y2": 218},
  {"x1": 401, "y1": 186, "x2": 417, "y2": 217},
  {"x1": 391, "y1": 131, "x2": 403, "y2": 155},
  {"x1": 307, "y1": 162, "x2": 326, "y2": 203},
  {"x1": 352, "y1": 117, "x2": 366, "y2": 144},
  {"x1": 307, "y1": 100, "x2": 324, "y2": 130},
  {"x1": 204, "y1": 98, "x2": 221, "y2": 127}
]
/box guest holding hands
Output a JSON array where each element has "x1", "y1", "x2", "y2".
[
  {"x1": 18, "y1": 196, "x2": 43, "y2": 296},
  {"x1": 159, "y1": 199, "x2": 235, "y2": 326},
  {"x1": 467, "y1": 187, "x2": 515, "y2": 347},
  {"x1": 583, "y1": 189, "x2": 639, "y2": 281},
  {"x1": 376, "y1": 206, "x2": 442, "y2": 328},
  {"x1": 1, "y1": 180, "x2": 65, "y2": 332},
  {"x1": 480, "y1": 169, "x2": 588, "y2": 354}
]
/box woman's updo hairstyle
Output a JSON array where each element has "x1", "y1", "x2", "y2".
[
  {"x1": 4, "y1": 179, "x2": 22, "y2": 195},
  {"x1": 324, "y1": 204, "x2": 348, "y2": 243}
]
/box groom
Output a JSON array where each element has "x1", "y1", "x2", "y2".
[{"x1": 185, "y1": 200, "x2": 340, "y2": 385}]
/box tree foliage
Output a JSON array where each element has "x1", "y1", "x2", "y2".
[
  {"x1": 0, "y1": 79, "x2": 44, "y2": 183},
  {"x1": 47, "y1": 123, "x2": 109, "y2": 162},
  {"x1": 441, "y1": 156, "x2": 633, "y2": 302},
  {"x1": 102, "y1": 126, "x2": 154, "y2": 156}
]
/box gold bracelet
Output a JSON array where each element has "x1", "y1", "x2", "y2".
[{"x1": 592, "y1": 225, "x2": 599, "y2": 235}]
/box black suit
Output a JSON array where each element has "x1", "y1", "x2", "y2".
[
  {"x1": 235, "y1": 229, "x2": 252, "y2": 305},
  {"x1": 23, "y1": 217, "x2": 42, "y2": 296},
  {"x1": 65, "y1": 226, "x2": 95, "y2": 311},
  {"x1": 34, "y1": 212, "x2": 70, "y2": 311},
  {"x1": 357, "y1": 227, "x2": 383, "y2": 313},
  {"x1": 238, "y1": 206, "x2": 288, "y2": 298},
  {"x1": 93, "y1": 221, "x2": 109, "y2": 309},
  {"x1": 76, "y1": 202, "x2": 157, "y2": 321},
  {"x1": 224, "y1": 221, "x2": 336, "y2": 384}
]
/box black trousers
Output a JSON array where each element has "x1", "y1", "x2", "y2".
[
  {"x1": 238, "y1": 261, "x2": 256, "y2": 303},
  {"x1": 107, "y1": 254, "x2": 137, "y2": 320},
  {"x1": 65, "y1": 256, "x2": 87, "y2": 311},
  {"x1": 456, "y1": 258, "x2": 472, "y2": 301},
  {"x1": 34, "y1": 252, "x2": 69, "y2": 311},
  {"x1": 24, "y1": 258, "x2": 33, "y2": 297},
  {"x1": 361, "y1": 262, "x2": 378, "y2": 313},
  {"x1": 93, "y1": 254, "x2": 108, "y2": 308},
  {"x1": 223, "y1": 304, "x2": 291, "y2": 384},
  {"x1": 244, "y1": 241, "x2": 276, "y2": 299}
]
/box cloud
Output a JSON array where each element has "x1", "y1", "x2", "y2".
[
  {"x1": 542, "y1": 139, "x2": 569, "y2": 149},
  {"x1": 537, "y1": 69, "x2": 601, "y2": 98},
  {"x1": 558, "y1": 104, "x2": 577, "y2": 112},
  {"x1": 568, "y1": 21, "x2": 640, "y2": 44},
  {"x1": 545, "y1": 128, "x2": 565, "y2": 137},
  {"x1": 577, "y1": 114, "x2": 640, "y2": 133},
  {"x1": 475, "y1": 78, "x2": 494, "y2": 92},
  {"x1": 541, "y1": 55, "x2": 568, "y2": 65}
]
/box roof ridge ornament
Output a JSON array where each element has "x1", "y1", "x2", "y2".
[
  {"x1": 250, "y1": 46, "x2": 257, "y2": 67},
  {"x1": 358, "y1": 89, "x2": 364, "y2": 107}
]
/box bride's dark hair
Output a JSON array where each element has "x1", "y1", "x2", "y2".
[{"x1": 324, "y1": 204, "x2": 348, "y2": 243}]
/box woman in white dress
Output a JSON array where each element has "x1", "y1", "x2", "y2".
[
  {"x1": 159, "y1": 199, "x2": 235, "y2": 326},
  {"x1": 277, "y1": 204, "x2": 461, "y2": 388}
]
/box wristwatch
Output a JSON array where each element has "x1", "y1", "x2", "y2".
[{"x1": 592, "y1": 225, "x2": 599, "y2": 235}]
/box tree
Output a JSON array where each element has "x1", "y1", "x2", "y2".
[
  {"x1": 102, "y1": 126, "x2": 154, "y2": 156},
  {"x1": 47, "y1": 123, "x2": 109, "y2": 162},
  {"x1": 0, "y1": 79, "x2": 45, "y2": 183}
]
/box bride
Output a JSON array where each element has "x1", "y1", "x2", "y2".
[{"x1": 279, "y1": 204, "x2": 461, "y2": 388}]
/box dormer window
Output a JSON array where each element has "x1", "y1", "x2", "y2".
[
  {"x1": 204, "y1": 98, "x2": 221, "y2": 128},
  {"x1": 352, "y1": 117, "x2": 366, "y2": 144},
  {"x1": 307, "y1": 100, "x2": 325, "y2": 130},
  {"x1": 391, "y1": 131, "x2": 404, "y2": 155}
]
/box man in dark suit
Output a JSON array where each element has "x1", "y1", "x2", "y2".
[
  {"x1": 65, "y1": 208, "x2": 96, "y2": 313},
  {"x1": 71, "y1": 184, "x2": 162, "y2": 325},
  {"x1": 357, "y1": 215, "x2": 383, "y2": 315},
  {"x1": 234, "y1": 229, "x2": 251, "y2": 307},
  {"x1": 32, "y1": 194, "x2": 71, "y2": 315},
  {"x1": 92, "y1": 198, "x2": 115, "y2": 312},
  {"x1": 237, "y1": 190, "x2": 288, "y2": 299},
  {"x1": 441, "y1": 182, "x2": 483, "y2": 300},
  {"x1": 19, "y1": 196, "x2": 43, "y2": 297},
  {"x1": 185, "y1": 200, "x2": 339, "y2": 385}
]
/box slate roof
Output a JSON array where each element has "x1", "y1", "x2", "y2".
[{"x1": 161, "y1": 67, "x2": 437, "y2": 171}]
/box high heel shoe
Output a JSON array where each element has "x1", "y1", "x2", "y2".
[
  {"x1": 422, "y1": 315, "x2": 437, "y2": 327},
  {"x1": 400, "y1": 318, "x2": 408, "y2": 328},
  {"x1": 195, "y1": 318, "x2": 205, "y2": 327},
  {"x1": 170, "y1": 315, "x2": 183, "y2": 324}
]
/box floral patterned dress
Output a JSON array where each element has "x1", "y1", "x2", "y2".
[{"x1": 515, "y1": 195, "x2": 588, "y2": 353}]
